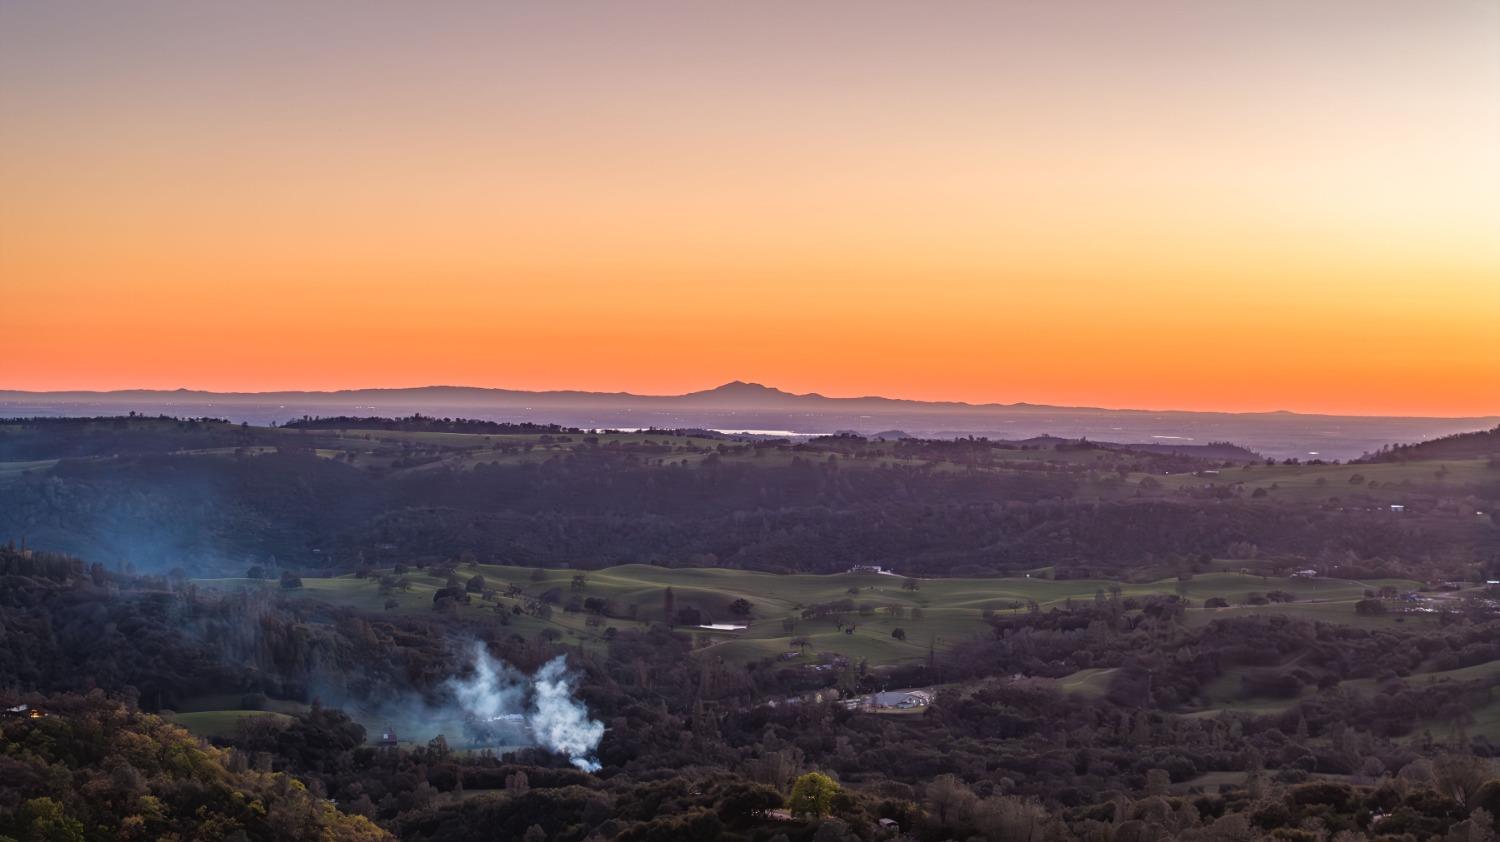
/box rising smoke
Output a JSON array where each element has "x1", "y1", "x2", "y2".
[
  {"x1": 448, "y1": 642, "x2": 526, "y2": 720},
  {"x1": 447, "y1": 643, "x2": 604, "y2": 772},
  {"x1": 527, "y1": 657, "x2": 605, "y2": 772}
]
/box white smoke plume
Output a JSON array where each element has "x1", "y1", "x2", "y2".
[
  {"x1": 447, "y1": 643, "x2": 604, "y2": 772},
  {"x1": 529, "y1": 656, "x2": 605, "y2": 772},
  {"x1": 448, "y1": 643, "x2": 527, "y2": 720}
]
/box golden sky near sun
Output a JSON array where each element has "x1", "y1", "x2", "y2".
[{"x1": 2, "y1": 1, "x2": 1497, "y2": 415}]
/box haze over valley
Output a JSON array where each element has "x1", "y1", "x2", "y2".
[{"x1": 6, "y1": 381, "x2": 1494, "y2": 461}]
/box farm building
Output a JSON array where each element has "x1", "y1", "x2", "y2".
[{"x1": 4, "y1": 704, "x2": 45, "y2": 719}]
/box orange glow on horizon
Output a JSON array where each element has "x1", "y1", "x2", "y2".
[{"x1": 2, "y1": 1, "x2": 1497, "y2": 417}]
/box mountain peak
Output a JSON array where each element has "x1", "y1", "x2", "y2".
[
  {"x1": 677, "y1": 380, "x2": 811, "y2": 405},
  {"x1": 711, "y1": 380, "x2": 780, "y2": 394}
]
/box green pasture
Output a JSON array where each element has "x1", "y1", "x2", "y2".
[
  {"x1": 1150, "y1": 458, "x2": 1493, "y2": 501},
  {"x1": 1341, "y1": 658, "x2": 1500, "y2": 695},
  {"x1": 1175, "y1": 771, "x2": 1355, "y2": 794},
  {"x1": 1055, "y1": 668, "x2": 1117, "y2": 698},
  {"x1": 168, "y1": 710, "x2": 294, "y2": 739},
  {"x1": 199, "y1": 564, "x2": 1428, "y2": 669}
]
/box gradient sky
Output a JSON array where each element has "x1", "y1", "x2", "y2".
[{"x1": 2, "y1": 1, "x2": 1497, "y2": 415}]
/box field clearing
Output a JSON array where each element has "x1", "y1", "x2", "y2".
[
  {"x1": 1186, "y1": 667, "x2": 1304, "y2": 717},
  {"x1": 1467, "y1": 699, "x2": 1500, "y2": 740},
  {"x1": 0, "y1": 459, "x2": 57, "y2": 478},
  {"x1": 1341, "y1": 659, "x2": 1500, "y2": 695},
  {"x1": 1175, "y1": 771, "x2": 1355, "y2": 794},
  {"x1": 1175, "y1": 771, "x2": 1248, "y2": 793},
  {"x1": 168, "y1": 710, "x2": 293, "y2": 738},
  {"x1": 1151, "y1": 458, "x2": 1494, "y2": 501},
  {"x1": 1393, "y1": 696, "x2": 1500, "y2": 744},
  {"x1": 1055, "y1": 668, "x2": 1116, "y2": 698},
  {"x1": 1186, "y1": 598, "x2": 1443, "y2": 631}
]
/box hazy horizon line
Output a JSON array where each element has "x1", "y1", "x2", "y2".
[{"x1": 3, "y1": 380, "x2": 1497, "y2": 422}]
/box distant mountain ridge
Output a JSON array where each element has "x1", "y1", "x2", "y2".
[
  {"x1": 3, "y1": 380, "x2": 1035, "y2": 411},
  {"x1": 2, "y1": 380, "x2": 1489, "y2": 420}
]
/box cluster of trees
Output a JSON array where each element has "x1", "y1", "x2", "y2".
[
  {"x1": 1360, "y1": 424, "x2": 1500, "y2": 463},
  {"x1": 0, "y1": 415, "x2": 247, "y2": 461},
  {"x1": 10, "y1": 685, "x2": 1499, "y2": 842},
  {"x1": 0, "y1": 692, "x2": 387, "y2": 841}
]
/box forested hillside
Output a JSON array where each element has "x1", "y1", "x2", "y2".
[
  {"x1": 2, "y1": 418, "x2": 1494, "y2": 581},
  {"x1": 0, "y1": 692, "x2": 387, "y2": 841},
  {"x1": 1361, "y1": 425, "x2": 1500, "y2": 464}
]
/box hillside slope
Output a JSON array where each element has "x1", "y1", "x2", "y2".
[
  {"x1": 0, "y1": 693, "x2": 388, "y2": 841},
  {"x1": 1361, "y1": 425, "x2": 1500, "y2": 462}
]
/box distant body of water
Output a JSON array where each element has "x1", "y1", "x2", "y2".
[{"x1": 610, "y1": 427, "x2": 814, "y2": 437}]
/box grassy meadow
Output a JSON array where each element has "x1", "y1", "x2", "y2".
[
  {"x1": 200, "y1": 564, "x2": 1429, "y2": 671},
  {"x1": 167, "y1": 710, "x2": 295, "y2": 739},
  {"x1": 1151, "y1": 457, "x2": 1494, "y2": 503},
  {"x1": 187, "y1": 561, "x2": 1500, "y2": 742}
]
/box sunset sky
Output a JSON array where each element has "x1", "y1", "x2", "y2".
[{"x1": 2, "y1": 1, "x2": 1497, "y2": 415}]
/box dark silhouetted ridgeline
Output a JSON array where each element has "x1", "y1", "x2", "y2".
[{"x1": 1360, "y1": 424, "x2": 1500, "y2": 463}]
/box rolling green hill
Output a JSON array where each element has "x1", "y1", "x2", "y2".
[{"x1": 201, "y1": 564, "x2": 1427, "y2": 669}]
